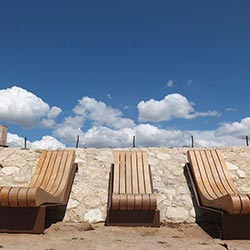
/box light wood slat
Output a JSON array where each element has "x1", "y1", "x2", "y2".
[
  {"x1": 17, "y1": 188, "x2": 29, "y2": 207},
  {"x1": 40, "y1": 151, "x2": 58, "y2": 190},
  {"x1": 239, "y1": 194, "x2": 250, "y2": 214},
  {"x1": 215, "y1": 150, "x2": 238, "y2": 193},
  {"x1": 142, "y1": 151, "x2": 152, "y2": 194},
  {"x1": 50, "y1": 151, "x2": 68, "y2": 195},
  {"x1": 46, "y1": 150, "x2": 64, "y2": 192},
  {"x1": 8, "y1": 187, "x2": 20, "y2": 207},
  {"x1": 196, "y1": 151, "x2": 217, "y2": 199},
  {"x1": 29, "y1": 151, "x2": 48, "y2": 187},
  {"x1": 54, "y1": 150, "x2": 75, "y2": 196},
  {"x1": 211, "y1": 150, "x2": 236, "y2": 194},
  {"x1": 205, "y1": 150, "x2": 228, "y2": 196},
  {"x1": 125, "y1": 152, "x2": 132, "y2": 193},
  {"x1": 131, "y1": 151, "x2": 139, "y2": 194},
  {"x1": 142, "y1": 194, "x2": 150, "y2": 210},
  {"x1": 30, "y1": 151, "x2": 53, "y2": 188},
  {"x1": 113, "y1": 151, "x2": 120, "y2": 194},
  {"x1": 188, "y1": 151, "x2": 211, "y2": 199},
  {"x1": 200, "y1": 150, "x2": 221, "y2": 198},
  {"x1": 0, "y1": 187, "x2": 11, "y2": 206},
  {"x1": 119, "y1": 151, "x2": 126, "y2": 194},
  {"x1": 137, "y1": 151, "x2": 145, "y2": 194}
]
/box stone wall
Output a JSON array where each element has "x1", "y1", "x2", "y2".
[{"x1": 0, "y1": 147, "x2": 250, "y2": 224}]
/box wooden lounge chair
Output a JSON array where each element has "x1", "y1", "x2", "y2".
[
  {"x1": 186, "y1": 149, "x2": 250, "y2": 239},
  {"x1": 0, "y1": 150, "x2": 78, "y2": 233},
  {"x1": 105, "y1": 150, "x2": 160, "y2": 227}
]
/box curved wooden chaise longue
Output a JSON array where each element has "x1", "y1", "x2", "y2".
[
  {"x1": 186, "y1": 149, "x2": 250, "y2": 239},
  {"x1": 106, "y1": 150, "x2": 160, "y2": 227},
  {"x1": 0, "y1": 150, "x2": 78, "y2": 233}
]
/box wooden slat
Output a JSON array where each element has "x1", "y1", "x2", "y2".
[
  {"x1": 200, "y1": 150, "x2": 222, "y2": 198},
  {"x1": 50, "y1": 151, "x2": 68, "y2": 195},
  {"x1": 8, "y1": 187, "x2": 20, "y2": 207},
  {"x1": 29, "y1": 151, "x2": 48, "y2": 187},
  {"x1": 40, "y1": 151, "x2": 58, "y2": 190},
  {"x1": 119, "y1": 151, "x2": 126, "y2": 194},
  {"x1": 211, "y1": 150, "x2": 236, "y2": 194},
  {"x1": 205, "y1": 150, "x2": 228, "y2": 196},
  {"x1": 0, "y1": 187, "x2": 11, "y2": 206},
  {"x1": 188, "y1": 150, "x2": 211, "y2": 200},
  {"x1": 142, "y1": 152, "x2": 152, "y2": 194},
  {"x1": 215, "y1": 150, "x2": 238, "y2": 193},
  {"x1": 46, "y1": 150, "x2": 64, "y2": 192},
  {"x1": 30, "y1": 151, "x2": 53, "y2": 188},
  {"x1": 131, "y1": 151, "x2": 139, "y2": 194},
  {"x1": 125, "y1": 152, "x2": 132, "y2": 193},
  {"x1": 113, "y1": 151, "x2": 120, "y2": 194},
  {"x1": 54, "y1": 150, "x2": 75, "y2": 196},
  {"x1": 195, "y1": 151, "x2": 217, "y2": 199},
  {"x1": 137, "y1": 151, "x2": 145, "y2": 194},
  {"x1": 17, "y1": 187, "x2": 29, "y2": 207}
]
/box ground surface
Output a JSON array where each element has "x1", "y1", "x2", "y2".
[{"x1": 0, "y1": 222, "x2": 249, "y2": 250}]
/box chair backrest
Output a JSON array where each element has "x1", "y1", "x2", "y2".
[
  {"x1": 29, "y1": 150, "x2": 75, "y2": 199},
  {"x1": 187, "y1": 149, "x2": 238, "y2": 200},
  {"x1": 113, "y1": 150, "x2": 153, "y2": 195}
]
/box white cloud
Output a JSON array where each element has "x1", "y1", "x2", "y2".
[
  {"x1": 134, "y1": 124, "x2": 189, "y2": 147},
  {"x1": 7, "y1": 133, "x2": 31, "y2": 147},
  {"x1": 216, "y1": 117, "x2": 250, "y2": 137},
  {"x1": 0, "y1": 86, "x2": 61, "y2": 128},
  {"x1": 7, "y1": 133, "x2": 65, "y2": 149},
  {"x1": 73, "y1": 97, "x2": 135, "y2": 129},
  {"x1": 107, "y1": 94, "x2": 112, "y2": 100},
  {"x1": 31, "y1": 136, "x2": 66, "y2": 149},
  {"x1": 167, "y1": 80, "x2": 174, "y2": 87},
  {"x1": 226, "y1": 108, "x2": 237, "y2": 112},
  {"x1": 187, "y1": 80, "x2": 193, "y2": 86},
  {"x1": 137, "y1": 93, "x2": 220, "y2": 122}
]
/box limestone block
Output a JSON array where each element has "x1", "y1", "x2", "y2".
[
  {"x1": 166, "y1": 207, "x2": 189, "y2": 223},
  {"x1": 1, "y1": 166, "x2": 19, "y2": 175},
  {"x1": 83, "y1": 196, "x2": 101, "y2": 208},
  {"x1": 84, "y1": 209, "x2": 104, "y2": 223},
  {"x1": 157, "y1": 153, "x2": 171, "y2": 160},
  {"x1": 148, "y1": 157, "x2": 159, "y2": 166},
  {"x1": 67, "y1": 199, "x2": 80, "y2": 209},
  {"x1": 237, "y1": 170, "x2": 246, "y2": 178},
  {"x1": 226, "y1": 161, "x2": 239, "y2": 170},
  {"x1": 164, "y1": 189, "x2": 176, "y2": 201}
]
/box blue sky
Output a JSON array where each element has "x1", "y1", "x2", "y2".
[{"x1": 0, "y1": 0, "x2": 250, "y2": 148}]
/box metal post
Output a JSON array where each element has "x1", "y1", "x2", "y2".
[
  {"x1": 133, "y1": 136, "x2": 136, "y2": 148},
  {"x1": 76, "y1": 135, "x2": 79, "y2": 148},
  {"x1": 242, "y1": 136, "x2": 249, "y2": 146},
  {"x1": 191, "y1": 135, "x2": 194, "y2": 148},
  {"x1": 24, "y1": 137, "x2": 27, "y2": 149}
]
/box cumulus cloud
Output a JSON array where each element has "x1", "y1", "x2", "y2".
[
  {"x1": 7, "y1": 133, "x2": 65, "y2": 149},
  {"x1": 216, "y1": 117, "x2": 250, "y2": 137},
  {"x1": 53, "y1": 97, "x2": 136, "y2": 145},
  {"x1": 73, "y1": 97, "x2": 135, "y2": 129},
  {"x1": 0, "y1": 86, "x2": 61, "y2": 128},
  {"x1": 137, "y1": 93, "x2": 220, "y2": 122},
  {"x1": 31, "y1": 136, "x2": 66, "y2": 149},
  {"x1": 7, "y1": 133, "x2": 31, "y2": 147}
]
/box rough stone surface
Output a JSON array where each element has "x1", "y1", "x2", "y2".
[
  {"x1": 1, "y1": 166, "x2": 19, "y2": 175},
  {"x1": 0, "y1": 147, "x2": 250, "y2": 224}
]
